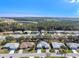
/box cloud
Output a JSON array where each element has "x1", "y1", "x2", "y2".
[
  {"x1": 77, "y1": 10, "x2": 79, "y2": 14},
  {"x1": 69, "y1": 0, "x2": 76, "y2": 3},
  {"x1": 75, "y1": 10, "x2": 79, "y2": 16},
  {"x1": 77, "y1": 10, "x2": 79, "y2": 13},
  {"x1": 67, "y1": 0, "x2": 79, "y2": 3}
]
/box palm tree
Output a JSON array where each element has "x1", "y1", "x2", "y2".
[
  {"x1": 60, "y1": 46, "x2": 67, "y2": 57},
  {"x1": 43, "y1": 32, "x2": 52, "y2": 43}
]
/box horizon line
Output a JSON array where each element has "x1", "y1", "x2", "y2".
[{"x1": 0, "y1": 13, "x2": 79, "y2": 18}]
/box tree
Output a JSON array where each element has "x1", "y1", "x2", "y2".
[
  {"x1": 60, "y1": 46, "x2": 67, "y2": 57},
  {"x1": 37, "y1": 26, "x2": 45, "y2": 33},
  {"x1": 0, "y1": 27, "x2": 5, "y2": 32},
  {"x1": 43, "y1": 33, "x2": 52, "y2": 43},
  {"x1": 0, "y1": 40, "x2": 7, "y2": 45},
  {"x1": 5, "y1": 36, "x2": 16, "y2": 43},
  {"x1": 17, "y1": 36, "x2": 25, "y2": 43}
]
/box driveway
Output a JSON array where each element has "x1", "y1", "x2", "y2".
[
  {"x1": 0, "y1": 53, "x2": 79, "y2": 58},
  {"x1": 18, "y1": 49, "x2": 23, "y2": 54},
  {"x1": 55, "y1": 50, "x2": 59, "y2": 53},
  {"x1": 72, "y1": 50, "x2": 78, "y2": 53},
  {"x1": 29, "y1": 56, "x2": 34, "y2": 58},
  {"x1": 46, "y1": 49, "x2": 49, "y2": 52},
  {"x1": 37, "y1": 49, "x2": 41, "y2": 53},
  {"x1": 9, "y1": 50, "x2": 15, "y2": 54}
]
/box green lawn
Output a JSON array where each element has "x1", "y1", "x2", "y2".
[
  {"x1": 46, "y1": 56, "x2": 65, "y2": 58},
  {"x1": 35, "y1": 56, "x2": 65, "y2": 58},
  {"x1": 29, "y1": 48, "x2": 36, "y2": 53},
  {"x1": 23, "y1": 48, "x2": 36, "y2": 53},
  {"x1": 15, "y1": 48, "x2": 36, "y2": 53},
  {"x1": 0, "y1": 45, "x2": 9, "y2": 54},
  {"x1": 50, "y1": 49, "x2": 54, "y2": 53},
  {"x1": 77, "y1": 50, "x2": 79, "y2": 53},
  {"x1": 23, "y1": 49, "x2": 28, "y2": 53},
  {"x1": 0, "y1": 46, "x2": 3, "y2": 49},
  {"x1": 66, "y1": 50, "x2": 73, "y2": 53},
  {"x1": 0, "y1": 49, "x2": 9, "y2": 54},
  {"x1": 41, "y1": 49, "x2": 46, "y2": 53}
]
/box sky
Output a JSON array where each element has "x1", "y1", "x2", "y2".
[{"x1": 0, "y1": 0, "x2": 79, "y2": 17}]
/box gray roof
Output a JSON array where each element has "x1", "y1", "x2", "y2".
[
  {"x1": 9, "y1": 35, "x2": 22, "y2": 38},
  {"x1": 66, "y1": 43, "x2": 79, "y2": 49},
  {"x1": 37, "y1": 41, "x2": 50, "y2": 49},
  {"x1": 4, "y1": 43, "x2": 19, "y2": 50},
  {"x1": 52, "y1": 42, "x2": 65, "y2": 49}
]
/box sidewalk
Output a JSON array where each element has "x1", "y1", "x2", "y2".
[
  {"x1": 37, "y1": 49, "x2": 41, "y2": 53},
  {"x1": 18, "y1": 49, "x2": 23, "y2": 54},
  {"x1": 9, "y1": 50, "x2": 15, "y2": 54},
  {"x1": 72, "y1": 50, "x2": 78, "y2": 53}
]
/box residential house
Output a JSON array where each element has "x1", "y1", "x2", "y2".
[
  {"x1": 3, "y1": 43, "x2": 19, "y2": 50},
  {"x1": 20, "y1": 42, "x2": 35, "y2": 49},
  {"x1": 51, "y1": 42, "x2": 65, "y2": 53},
  {"x1": 51, "y1": 42, "x2": 65, "y2": 49},
  {"x1": 66, "y1": 43, "x2": 79, "y2": 50},
  {"x1": 37, "y1": 41, "x2": 50, "y2": 49}
]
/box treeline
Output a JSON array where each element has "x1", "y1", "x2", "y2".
[
  {"x1": 1, "y1": 17, "x2": 79, "y2": 21},
  {"x1": 0, "y1": 20, "x2": 79, "y2": 32}
]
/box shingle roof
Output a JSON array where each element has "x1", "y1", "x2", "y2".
[
  {"x1": 52, "y1": 42, "x2": 65, "y2": 49},
  {"x1": 20, "y1": 42, "x2": 35, "y2": 49},
  {"x1": 37, "y1": 41, "x2": 50, "y2": 49},
  {"x1": 4, "y1": 43, "x2": 19, "y2": 50}
]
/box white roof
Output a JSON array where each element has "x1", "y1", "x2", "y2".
[
  {"x1": 52, "y1": 42, "x2": 64, "y2": 48},
  {"x1": 66, "y1": 43, "x2": 79, "y2": 49},
  {"x1": 37, "y1": 41, "x2": 50, "y2": 49},
  {"x1": 0, "y1": 36, "x2": 6, "y2": 40},
  {"x1": 10, "y1": 34, "x2": 21, "y2": 38},
  {"x1": 4, "y1": 43, "x2": 19, "y2": 50}
]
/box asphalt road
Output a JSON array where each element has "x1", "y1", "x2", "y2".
[{"x1": 0, "y1": 53, "x2": 79, "y2": 58}]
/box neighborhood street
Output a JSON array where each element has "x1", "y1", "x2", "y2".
[{"x1": 0, "y1": 53, "x2": 79, "y2": 58}]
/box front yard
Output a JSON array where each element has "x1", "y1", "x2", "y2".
[
  {"x1": 0, "y1": 49, "x2": 9, "y2": 54},
  {"x1": 77, "y1": 50, "x2": 79, "y2": 53},
  {"x1": 50, "y1": 49, "x2": 54, "y2": 53},
  {"x1": 41, "y1": 48, "x2": 46, "y2": 53},
  {"x1": 66, "y1": 50, "x2": 73, "y2": 53},
  {"x1": 23, "y1": 48, "x2": 36, "y2": 53},
  {"x1": 0, "y1": 45, "x2": 9, "y2": 54},
  {"x1": 46, "y1": 56, "x2": 66, "y2": 58}
]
